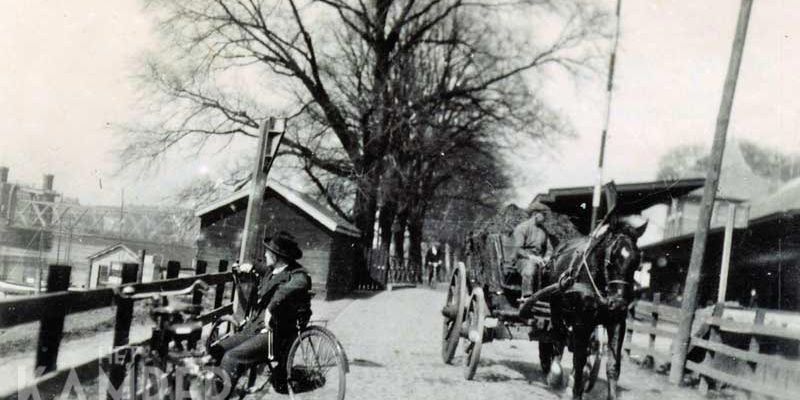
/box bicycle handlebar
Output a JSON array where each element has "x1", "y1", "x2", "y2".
[{"x1": 118, "y1": 280, "x2": 210, "y2": 300}]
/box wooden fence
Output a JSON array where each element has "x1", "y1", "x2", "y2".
[
  {"x1": 625, "y1": 296, "x2": 800, "y2": 399},
  {"x1": 624, "y1": 293, "x2": 680, "y2": 368},
  {"x1": 686, "y1": 304, "x2": 800, "y2": 399},
  {"x1": 0, "y1": 259, "x2": 234, "y2": 399}
]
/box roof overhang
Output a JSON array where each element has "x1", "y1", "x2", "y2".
[
  {"x1": 534, "y1": 179, "x2": 705, "y2": 233},
  {"x1": 87, "y1": 243, "x2": 139, "y2": 261},
  {"x1": 195, "y1": 182, "x2": 360, "y2": 238}
]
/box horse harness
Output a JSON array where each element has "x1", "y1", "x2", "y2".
[{"x1": 555, "y1": 226, "x2": 631, "y2": 305}]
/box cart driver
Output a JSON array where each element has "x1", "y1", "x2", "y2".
[
  {"x1": 211, "y1": 230, "x2": 311, "y2": 395},
  {"x1": 512, "y1": 201, "x2": 554, "y2": 301}
]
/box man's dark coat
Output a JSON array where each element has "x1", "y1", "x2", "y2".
[
  {"x1": 243, "y1": 261, "x2": 312, "y2": 334},
  {"x1": 215, "y1": 261, "x2": 312, "y2": 385}
]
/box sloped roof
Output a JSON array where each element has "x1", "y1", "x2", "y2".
[
  {"x1": 749, "y1": 176, "x2": 800, "y2": 220},
  {"x1": 195, "y1": 180, "x2": 360, "y2": 237},
  {"x1": 687, "y1": 136, "x2": 773, "y2": 201},
  {"x1": 87, "y1": 243, "x2": 140, "y2": 261}
]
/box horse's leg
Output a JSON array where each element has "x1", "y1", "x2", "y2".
[
  {"x1": 547, "y1": 296, "x2": 566, "y2": 388},
  {"x1": 605, "y1": 320, "x2": 626, "y2": 400},
  {"x1": 571, "y1": 324, "x2": 591, "y2": 400}
]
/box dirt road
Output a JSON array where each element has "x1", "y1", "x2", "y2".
[{"x1": 328, "y1": 287, "x2": 704, "y2": 400}]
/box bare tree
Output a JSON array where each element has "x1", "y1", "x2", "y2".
[{"x1": 124, "y1": 0, "x2": 608, "y2": 274}]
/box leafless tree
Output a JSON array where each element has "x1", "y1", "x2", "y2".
[{"x1": 123, "y1": 0, "x2": 608, "y2": 275}]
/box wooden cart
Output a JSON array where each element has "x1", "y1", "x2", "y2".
[{"x1": 441, "y1": 232, "x2": 602, "y2": 391}]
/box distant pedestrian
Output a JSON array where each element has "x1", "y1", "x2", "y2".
[{"x1": 426, "y1": 243, "x2": 443, "y2": 286}]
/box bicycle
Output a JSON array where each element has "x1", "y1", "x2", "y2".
[{"x1": 119, "y1": 270, "x2": 348, "y2": 400}]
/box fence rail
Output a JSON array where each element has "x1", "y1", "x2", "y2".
[
  {"x1": 0, "y1": 259, "x2": 234, "y2": 399},
  {"x1": 625, "y1": 296, "x2": 800, "y2": 399},
  {"x1": 686, "y1": 304, "x2": 800, "y2": 399},
  {"x1": 624, "y1": 293, "x2": 679, "y2": 368}
]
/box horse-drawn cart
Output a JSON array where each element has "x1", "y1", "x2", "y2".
[{"x1": 440, "y1": 232, "x2": 603, "y2": 392}]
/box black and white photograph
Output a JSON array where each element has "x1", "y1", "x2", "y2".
[{"x1": 1, "y1": 0, "x2": 800, "y2": 399}]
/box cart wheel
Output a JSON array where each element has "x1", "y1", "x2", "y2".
[
  {"x1": 205, "y1": 315, "x2": 239, "y2": 355},
  {"x1": 441, "y1": 262, "x2": 467, "y2": 364},
  {"x1": 287, "y1": 326, "x2": 347, "y2": 400},
  {"x1": 463, "y1": 287, "x2": 486, "y2": 380},
  {"x1": 583, "y1": 330, "x2": 602, "y2": 393}
]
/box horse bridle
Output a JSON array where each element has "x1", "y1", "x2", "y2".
[{"x1": 560, "y1": 229, "x2": 632, "y2": 305}]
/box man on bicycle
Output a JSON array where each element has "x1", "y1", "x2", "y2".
[{"x1": 211, "y1": 230, "x2": 311, "y2": 394}]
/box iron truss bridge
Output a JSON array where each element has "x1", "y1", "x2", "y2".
[{"x1": 5, "y1": 198, "x2": 198, "y2": 244}]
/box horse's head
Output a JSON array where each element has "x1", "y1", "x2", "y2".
[{"x1": 598, "y1": 215, "x2": 647, "y2": 312}]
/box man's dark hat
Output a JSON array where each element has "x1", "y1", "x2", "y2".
[{"x1": 263, "y1": 231, "x2": 303, "y2": 260}]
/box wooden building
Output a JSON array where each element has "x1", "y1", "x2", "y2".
[
  {"x1": 534, "y1": 140, "x2": 800, "y2": 310},
  {"x1": 645, "y1": 175, "x2": 800, "y2": 310},
  {"x1": 85, "y1": 243, "x2": 184, "y2": 288},
  {"x1": 195, "y1": 180, "x2": 360, "y2": 297}
]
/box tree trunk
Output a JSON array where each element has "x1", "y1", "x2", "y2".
[
  {"x1": 378, "y1": 201, "x2": 396, "y2": 255},
  {"x1": 353, "y1": 172, "x2": 379, "y2": 285},
  {"x1": 392, "y1": 209, "x2": 408, "y2": 260},
  {"x1": 408, "y1": 214, "x2": 424, "y2": 284}
]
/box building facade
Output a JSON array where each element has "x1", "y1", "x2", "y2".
[{"x1": 196, "y1": 180, "x2": 360, "y2": 298}]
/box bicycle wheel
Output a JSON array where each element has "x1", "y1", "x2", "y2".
[
  {"x1": 287, "y1": 326, "x2": 347, "y2": 400},
  {"x1": 206, "y1": 315, "x2": 239, "y2": 354}
]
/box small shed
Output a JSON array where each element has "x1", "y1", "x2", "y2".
[
  {"x1": 195, "y1": 180, "x2": 360, "y2": 297},
  {"x1": 87, "y1": 243, "x2": 159, "y2": 288}
]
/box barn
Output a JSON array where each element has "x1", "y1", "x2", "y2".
[{"x1": 195, "y1": 180, "x2": 360, "y2": 297}]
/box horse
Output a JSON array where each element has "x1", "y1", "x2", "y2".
[{"x1": 538, "y1": 215, "x2": 647, "y2": 400}]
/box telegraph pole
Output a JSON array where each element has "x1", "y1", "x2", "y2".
[
  {"x1": 238, "y1": 117, "x2": 286, "y2": 264},
  {"x1": 669, "y1": 0, "x2": 753, "y2": 384},
  {"x1": 590, "y1": 0, "x2": 622, "y2": 230},
  {"x1": 234, "y1": 118, "x2": 285, "y2": 319}
]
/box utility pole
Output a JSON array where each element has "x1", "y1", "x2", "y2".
[
  {"x1": 590, "y1": 0, "x2": 622, "y2": 230},
  {"x1": 233, "y1": 118, "x2": 285, "y2": 318},
  {"x1": 669, "y1": 0, "x2": 753, "y2": 384},
  {"x1": 238, "y1": 117, "x2": 286, "y2": 264}
]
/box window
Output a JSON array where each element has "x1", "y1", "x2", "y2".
[{"x1": 98, "y1": 265, "x2": 110, "y2": 284}]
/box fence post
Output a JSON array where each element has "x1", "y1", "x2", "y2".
[
  {"x1": 193, "y1": 259, "x2": 207, "y2": 306},
  {"x1": 749, "y1": 309, "x2": 767, "y2": 392},
  {"x1": 166, "y1": 260, "x2": 180, "y2": 279},
  {"x1": 35, "y1": 264, "x2": 71, "y2": 374},
  {"x1": 137, "y1": 249, "x2": 146, "y2": 283},
  {"x1": 698, "y1": 302, "x2": 726, "y2": 395},
  {"x1": 108, "y1": 263, "x2": 139, "y2": 397},
  {"x1": 644, "y1": 293, "x2": 661, "y2": 369},
  {"x1": 215, "y1": 260, "x2": 229, "y2": 308}
]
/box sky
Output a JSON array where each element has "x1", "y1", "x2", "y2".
[{"x1": 2, "y1": 0, "x2": 800, "y2": 208}]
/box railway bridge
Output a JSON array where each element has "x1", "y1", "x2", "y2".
[{"x1": 0, "y1": 167, "x2": 196, "y2": 290}]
